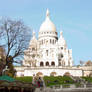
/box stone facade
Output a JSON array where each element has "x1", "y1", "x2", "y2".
[
  {"x1": 15, "y1": 67, "x2": 82, "y2": 77},
  {"x1": 23, "y1": 9, "x2": 73, "y2": 68}
]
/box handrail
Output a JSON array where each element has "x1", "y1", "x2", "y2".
[{"x1": 49, "y1": 84, "x2": 92, "y2": 89}]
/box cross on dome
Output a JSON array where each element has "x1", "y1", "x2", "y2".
[
  {"x1": 60, "y1": 31, "x2": 63, "y2": 36},
  {"x1": 31, "y1": 31, "x2": 36, "y2": 40},
  {"x1": 46, "y1": 9, "x2": 50, "y2": 17},
  {"x1": 39, "y1": 9, "x2": 57, "y2": 33}
]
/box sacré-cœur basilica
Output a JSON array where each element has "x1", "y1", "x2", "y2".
[{"x1": 15, "y1": 9, "x2": 92, "y2": 77}]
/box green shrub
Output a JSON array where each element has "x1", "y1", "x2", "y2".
[
  {"x1": 82, "y1": 77, "x2": 92, "y2": 83},
  {"x1": 15, "y1": 76, "x2": 33, "y2": 83},
  {"x1": 43, "y1": 76, "x2": 74, "y2": 87}
]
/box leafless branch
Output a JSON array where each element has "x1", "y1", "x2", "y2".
[{"x1": 0, "y1": 17, "x2": 32, "y2": 64}]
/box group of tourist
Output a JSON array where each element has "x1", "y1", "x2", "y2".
[{"x1": 33, "y1": 76, "x2": 44, "y2": 88}]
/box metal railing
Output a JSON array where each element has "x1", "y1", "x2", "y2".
[{"x1": 49, "y1": 84, "x2": 92, "y2": 89}]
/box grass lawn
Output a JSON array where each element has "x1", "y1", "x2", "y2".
[
  {"x1": 43, "y1": 76, "x2": 74, "y2": 86},
  {"x1": 15, "y1": 76, "x2": 90, "y2": 87},
  {"x1": 82, "y1": 77, "x2": 92, "y2": 83},
  {"x1": 15, "y1": 76, "x2": 33, "y2": 83}
]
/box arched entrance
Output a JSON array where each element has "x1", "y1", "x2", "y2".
[
  {"x1": 63, "y1": 72, "x2": 71, "y2": 76},
  {"x1": 46, "y1": 62, "x2": 49, "y2": 66},
  {"x1": 51, "y1": 61, "x2": 55, "y2": 66},
  {"x1": 50, "y1": 72, "x2": 57, "y2": 76},
  {"x1": 40, "y1": 62, "x2": 44, "y2": 66},
  {"x1": 36, "y1": 72, "x2": 43, "y2": 77}
]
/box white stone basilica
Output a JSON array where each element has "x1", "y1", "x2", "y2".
[
  {"x1": 23, "y1": 9, "x2": 73, "y2": 67},
  {"x1": 15, "y1": 9, "x2": 92, "y2": 77}
]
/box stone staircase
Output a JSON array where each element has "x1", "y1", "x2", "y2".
[
  {"x1": 70, "y1": 76, "x2": 86, "y2": 84},
  {"x1": 35, "y1": 87, "x2": 55, "y2": 92}
]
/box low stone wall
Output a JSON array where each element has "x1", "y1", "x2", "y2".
[
  {"x1": 35, "y1": 84, "x2": 92, "y2": 92},
  {"x1": 49, "y1": 84, "x2": 92, "y2": 89},
  {"x1": 16, "y1": 67, "x2": 83, "y2": 77}
]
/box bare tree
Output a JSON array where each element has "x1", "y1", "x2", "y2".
[
  {"x1": 85, "y1": 60, "x2": 92, "y2": 66},
  {"x1": 0, "y1": 17, "x2": 32, "y2": 66},
  {"x1": 0, "y1": 46, "x2": 6, "y2": 75}
]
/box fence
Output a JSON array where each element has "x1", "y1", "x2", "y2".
[{"x1": 50, "y1": 84, "x2": 92, "y2": 89}]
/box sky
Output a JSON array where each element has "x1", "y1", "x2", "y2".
[{"x1": 0, "y1": 0, "x2": 92, "y2": 65}]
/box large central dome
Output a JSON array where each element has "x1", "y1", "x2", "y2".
[{"x1": 39, "y1": 9, "x2": 56, "y2": 32}]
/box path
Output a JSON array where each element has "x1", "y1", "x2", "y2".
[
  {"x1": 35, "y1": 87, "x2": 92, "y2": 92},
  {"x1": 35, "y1": 87, "x2": 55, "y2": 92}
]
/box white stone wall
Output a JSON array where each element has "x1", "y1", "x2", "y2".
[
  {"x1": 23, "y1": 10, "x2": 73, "y2": 68},
  {"x1": 22, "y1": 67, "x2": 83, "y2": 77},
  {"x1": 15, "y1": 66, "x2": 92, "y2": 77}
]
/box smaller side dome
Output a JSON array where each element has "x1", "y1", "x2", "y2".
[
  {"x1": 29, "y1": 31, "x2": 37, "y2": 46},
  {"x1": 58, "y1": 31, "x2": 67, "y2": 47}
]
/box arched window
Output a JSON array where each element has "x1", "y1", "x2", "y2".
[
  {"x1": 64, "y1": 62, "x2": 65, "y2": 66},
  {"x1": 51, "y1": 62, "x2": 55, "y2": 66},
  {"x1": 59, "y1": 62, "x2": 61, "y2": 66},
  {"x1": 44, "y1": 39, "x2": 45, "y2": 44},
  {"x1": 61, "y1": 47, "x2": 63, "y2": 49},
  {"x1": 61, "y1": 54, "x2": 63, "y2": 58},
  {"x1": 53, "y1": 39, "x2": 54, "y2": 44},
  {"x1": 55, "y1": 32, "x2": 57, "y2": 35},
  {"x1": 32, "y1": 48, "x2": 35, "y2": 51},
  {"x1": 46, "y1": 50, "x2": 48, "y2": 56},
  {"x1": 42, "y1": 40, "x2": 43, "y2": 44},
  {"x1": 46, "y1": 62, "x2": 49, "y2": 66},
  {"x1": 50, "y1": 39, "x2": 51, "y2": 44},
  {"x1": 68, "y1": 61, "x2": 70, "y2": 66},
  {"x1": 40, "y1": 62, "x2": 44, "y2": 66},
  {"x1": 55, "y1": 40, "x2": 56, "y2": 43}
]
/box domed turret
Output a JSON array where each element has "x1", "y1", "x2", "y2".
[
  {"x1": 29, "y1": 31, "x2": 37, "y2": 46},
  {"x1": 58, "y1": 31, "x2": 67, "y2": 47}
]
